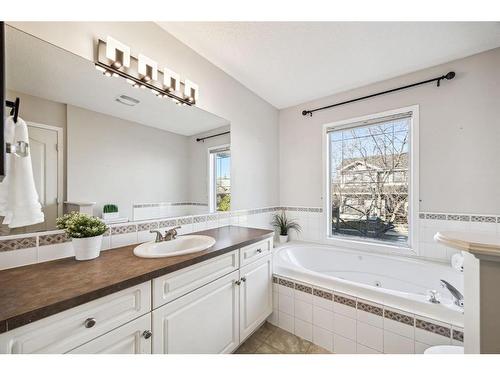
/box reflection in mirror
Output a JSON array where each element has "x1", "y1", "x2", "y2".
[{"x1": 2, "y1": 26, "x2": 231, "y2": 236}]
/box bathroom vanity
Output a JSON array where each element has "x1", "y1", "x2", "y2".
[{"x1": 0, "y1": 226, "x2": 274, "y2": 354}]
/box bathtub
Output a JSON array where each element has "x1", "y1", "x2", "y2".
[{"x1": 273, "y1": 242, "x2": 464, "y2": 327}]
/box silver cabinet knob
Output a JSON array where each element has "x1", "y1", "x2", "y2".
[
  {"x1": 256, "y1": 249, "x2": 262, "y2": 253},
  {"x1": 142, "y1": 330, "x2": 152, "y2": 339},
  {"x1": 84, "y1": 318, "x2": 96, "y2": 328},
  {"x1": 241, "y1": 277, "x2": 247, "y2": 282}
]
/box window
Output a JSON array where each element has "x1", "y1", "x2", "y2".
[
  {"x1": 325, "y1": 107, "x2": 418, "y2": 251},
  {"x1": 209, "y1": 146, "x2": 231, "y2": 212}
]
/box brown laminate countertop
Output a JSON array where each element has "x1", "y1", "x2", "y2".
[{"x1": 0, "y1": 226, "x2": 273, "y2": 333}]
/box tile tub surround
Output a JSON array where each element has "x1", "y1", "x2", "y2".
[
  {"x1": 268, "y1": 275, "x2": 464, "y2": 354},
  {"x1": 0, "y1": 226, "x2": 274, "y2": 333},
  {"x1": 1, "y1": 206, "x2": 499, "y2": 269}
]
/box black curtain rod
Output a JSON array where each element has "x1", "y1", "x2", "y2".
[
  {"x1": 196, "y1": 131, "x2": 230, "y2": 142},
  {"x1": 5, "y1": 97, "x2": 20, "y2": 123},
  {"x1": 302, "y1": 71, "x2": 456, "y2": 117}
]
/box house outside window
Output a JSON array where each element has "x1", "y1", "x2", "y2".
[
  {"x1": 324, "y1": 106, "x2": 419, "y2": 253},
  {"x1": 209, "y1": 146, "x2": 231, "y2": 212}
]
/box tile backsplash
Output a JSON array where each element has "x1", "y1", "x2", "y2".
[{"x1": 0, "y1": 206, "x2": 499, "y2": 270}]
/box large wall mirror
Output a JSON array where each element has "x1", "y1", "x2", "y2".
[{"x1": 2, "y1": 25, "x2": 231, "y2": 236}]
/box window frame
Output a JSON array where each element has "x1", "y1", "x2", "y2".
[
  {"x1": 208, "y1": 144, "x2": 231, "y2": 213},
  {"x1": 322, "y1": 105, "x2": 419, "y2": 255}
]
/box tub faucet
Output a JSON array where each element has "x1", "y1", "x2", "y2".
[{"x1": 440, "y1": 279, "x2": 464, "y2": 308}]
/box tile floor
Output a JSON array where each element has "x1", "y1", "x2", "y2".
[{"x1": 234, "y1": 322, "x2": 331, "y2": 354}]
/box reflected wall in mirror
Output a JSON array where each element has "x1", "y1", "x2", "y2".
[{"x1": 1, "y1": 26, "x2": 231, "y2": 236}]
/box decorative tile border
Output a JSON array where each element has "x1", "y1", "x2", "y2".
[
  {"x1": 159, "y1": 219, "x2": 177, "y2": 228},
  {"x1": 272, "y1": 276, "x2": 278, "y2": 284},
  {"x1": 137, "y1": 222, "x2": 159, "y2": 231},
  {"x1": 133, "y1": 202, "x2": 208, "y2": 208},
  {"x1": 193, "y1": 216, "x2": 206, "y2": 223},
  {"x1": 178, "y1": 217, "x2": 193, "y2": 225},
  {"x1": 0, "y1": 237, "x2": 37, "y2": 252},
  {"x1": 357, "y1": 301, "x2": 383, "y2": 316},
  {"x1": 278, "y1": 278, "x2": 294, "y2": 289},
  {"x1": 295, "y1": 283, "x2": 312, "y2": 294},
  {"x1": 334, "y1": 294, "x2": 356, "y2": 308},
  {"x1": 313, "y1": 288, "x2": 333, "y2": 301},
  {"x1": 415, "y1": 319, "x2": 451, "y2": 338},
  {"x1": 452, "y1": 329, "x2": 464, "y2": 342},
  {"x1": 471, "y1": 215, "x2": 496, "y2": 223},
  {"x1": 384, "y1": 309, "x2": 414, "y2": 326},
  {"x1": 110, "y1": 224, "x2": 137, "y2": 235},
  {"x1": 420, "y1": 212, "x2": 500, "y2": 222},
  {"x1": 38, "y1": 233, "x2": 70, "y2": 246}
]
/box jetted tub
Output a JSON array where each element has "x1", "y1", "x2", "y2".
[{"x1": 273, "y1": 243, "x2": 464, "y2": 326}]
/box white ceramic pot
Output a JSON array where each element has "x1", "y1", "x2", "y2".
[
  {"x1": 72, "y1": 235, "x2": 103, "y2": 261},
  {"x1": 279, "y1": 235, "x2": 288, "y2": 244},
  {"x1": 102, "y1": 212, "x2": 119, "y2": 220}
]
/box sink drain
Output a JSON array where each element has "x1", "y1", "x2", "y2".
[{"x1": 374, "y1": 281, "x2": 382, "y2": 287}]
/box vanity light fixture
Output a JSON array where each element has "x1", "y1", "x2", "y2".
[
  {"x1": 164, "y1": 68, "x2": 180, "y2": 93},
  {"x1": 184, "y1": 79, "x2": 199, "y2": 103},
  {"x1": 138, "y1": 54, "x2": 158, "y2": 82},
  {"x1": 105, "y1": 36, "x2": 131, "y2": 69},
  {"x1": 95, "y1": 37, "x2": 198, "y2": 106}
]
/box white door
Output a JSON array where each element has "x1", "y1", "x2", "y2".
[
  {"x1": 68, "y1": 314, "x2": 152, "y2": 354},
  {"x1": 152, "y1": 270, "x2": 240, "y2": 354},
  {"x1": 239, "y1": 255, "x2": 273, "y2": 341},
  {"x1": 26, "y1": 123, "x2": 61, "y2": 232}
]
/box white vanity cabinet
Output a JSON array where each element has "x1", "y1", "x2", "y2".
[
  {"x1": 152, "y1": 270, "x2": 241, "y2": 354},
  {"x1": 0, "y1": 235, "x2": 274, "y2": 354},
  {"x1": 239, "y1": 255, "x2": 273, "y2": 341}
]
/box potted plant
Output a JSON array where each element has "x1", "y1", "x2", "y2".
[
  {"x1": 271, "y1": 211, "x2": 301, "y2": 244},
  {"x1": 56, "y1": 212, "x2": 108, "y2": 261},
  {"x1": 102, "y1": 204, "x2": 119, "y2": 220}
]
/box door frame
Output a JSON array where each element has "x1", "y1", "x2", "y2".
[{"x1": 27, "y1": 121, "x2": 64, "y2": 217}]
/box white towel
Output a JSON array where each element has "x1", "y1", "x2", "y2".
[
  {"x1": 0, "y1": 116, "x2": 44, "y2": 228},
  {"x1": 0, "y1": 116, "x2": 15, "y2": 217}
]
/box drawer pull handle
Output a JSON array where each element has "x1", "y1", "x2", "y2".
[
  {"x1": 241, "y1": 277, "x2": 246, "y2": 282},
  {"x1": 84, "y1": 318, "x2": 96, "y2": 328},
  {"x1": 234, "y1": 280, "x2": 241, "y2": 286},
  {"x1": 142, "y1": 330, "x2": 153, "y2": 339},
  {"x1": 256, "y1": 249, "x2": 262, "y2": 253}
]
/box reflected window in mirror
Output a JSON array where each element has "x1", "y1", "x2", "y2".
[{"x1": 209, "y1": 146, "x2": 231, "y2": 212}]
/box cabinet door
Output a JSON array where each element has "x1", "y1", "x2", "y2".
[
  {"x1": 152, "y1": 270, "x2": 240, "y2": 354},
  {"x1": 239, "y1": 255, "x2": 273, "y2": 341},
  {"x1": 68, "y1": 314, "x2": 152, "y2": 354}
]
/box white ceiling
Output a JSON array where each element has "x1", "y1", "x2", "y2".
[
  {"x1": 6, "y1": 26, "x2": 229, "y2": 137},
  {"x1": 158, "y1": 22, "x2": 500, "y2": 109}
]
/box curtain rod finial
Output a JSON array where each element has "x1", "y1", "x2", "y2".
[{"x1": 302, "y1": 110, "x2": 312, "y2": 117}]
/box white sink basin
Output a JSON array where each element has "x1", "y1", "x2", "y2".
[{"x1": 133, "y1": 235, "x2": 216, "y2": 258}]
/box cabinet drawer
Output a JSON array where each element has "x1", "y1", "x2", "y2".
[
  {"x1": 0, "y1": 281, "x2": 151, "y2": 354},
  {"x1": 239, "y1": 238, "x2": 273, "y2": 267},
  {"x1": 68, "y1": 314, "x2": 152, "y2": 354},
  {"x1": 153, "y1": 250, "x2": 238, "y2": 308}
]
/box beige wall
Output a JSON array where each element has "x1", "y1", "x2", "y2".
[
  {"x1": 67, "y1": 105, "x2": 191, "y2": 219},
  {"x1": 279, "y1": 47, "x2": 500, "y2": 214},
  {"x1": 8, "y1": 22, "x2": 280, "y2": 211}
]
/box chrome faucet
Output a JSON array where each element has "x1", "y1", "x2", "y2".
[
  {"x1": 164, "y1": 226, "x2": 181, "y2": 241},
  {"x1": 150, "y1": 226, "x2": 181, "y2": 243},
  {"x1": 440, "y1": 279, "x2": 464, "y2": 308}
]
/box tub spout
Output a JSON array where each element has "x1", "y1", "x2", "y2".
[{"x1": 440, "y1": 279, "x2": 464, "y2": 308}]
